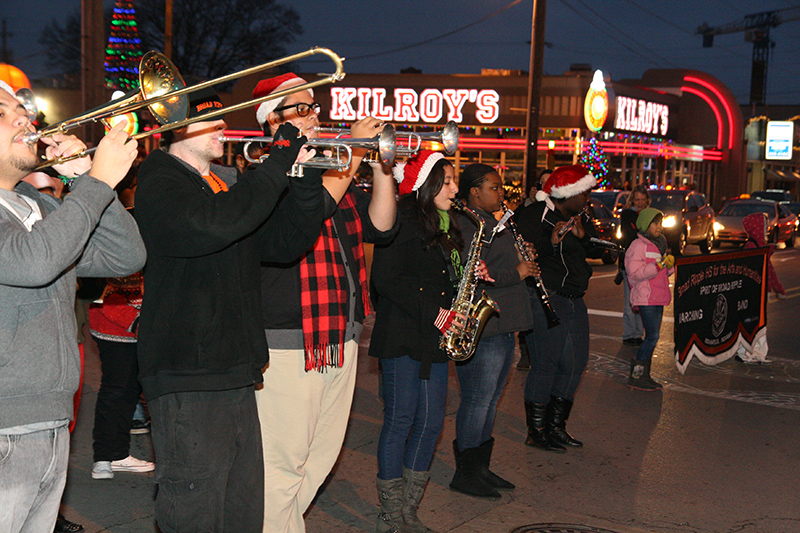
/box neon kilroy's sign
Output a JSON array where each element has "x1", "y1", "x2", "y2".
[
  {"x1": 614, "y1": 95, "x2": 669, "y2": 136},
  {"x1": 673, "y1": 248, "x2": 768, "y2": 374},
  {"x1": 329, "y1": 87, "x2": 501, "y2": 125}
]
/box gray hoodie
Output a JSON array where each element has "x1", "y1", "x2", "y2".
[{"x1": 0, "y1": 175, "x2": 146, "y2": 430}]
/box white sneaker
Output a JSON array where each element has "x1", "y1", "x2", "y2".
[
  {"x1": 92, "y1": 461, "x2": 114, "y2": 479},
  {"x1": 110, "y1": 455, "x2": 155, "y2": 473}
]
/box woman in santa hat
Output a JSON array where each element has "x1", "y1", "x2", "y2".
[{"x1": 370, "y1": 150, "x2": 467, "y2": 532}]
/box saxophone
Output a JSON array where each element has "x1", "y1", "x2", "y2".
[{"x1": 440, "y1": 199, "x2": 500, "y2": 362}]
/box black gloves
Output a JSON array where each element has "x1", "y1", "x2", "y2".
[{"x1": 267, "y1": 122, "x2": 307, "y2": 171}]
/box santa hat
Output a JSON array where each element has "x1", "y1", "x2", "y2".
[
  {"x1": 253, "y1": 73, "x2": 313, "y2": 127},
  {"x1": 537, "y1": 164, "x2": 596, "y2": 201},
  {"x1": 393, "y1": 150, "x2": 446, "y2": 196},
  {"x1": 0, "y1": 80, "x2": 15, "y2": 98}
]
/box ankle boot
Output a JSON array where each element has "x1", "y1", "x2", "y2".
[
  {"x1": 449, "y1": 440, "x2": 501, "y2": 499},
  {"x1": 524, "y1": 401, "x2": 565, "y2": 453},
  {"x1": 546, "y1": 396, "x2": 583, "y2": 448},
  {"x1": 475, "y1": 438, "x2": 514, "y2": 489},
  {"x1": 643, "y1": 359, "x2": 663, "y2": 390},
  {"x1": 627, "y1": 359, "x2": 658, "y2": 391},
  {"x1": 376, "y1": 477, "x2": 404, "y2": 533},
  {"x1": 401, "y1": 467, "x2": 437, "y2": 533}
]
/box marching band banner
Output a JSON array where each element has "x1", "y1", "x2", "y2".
[{"x1": 673, "y1": 248, "x2": 768, "y2": 374}]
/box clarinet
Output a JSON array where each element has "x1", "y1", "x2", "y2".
[
  {"x1": 501, "y1": 205, "x2": 561, "y2": 329},
  {"x1": 556, "y1": 206, "x2": 590, "y2": 238}
]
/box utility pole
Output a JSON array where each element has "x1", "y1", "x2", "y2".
[
  {"x1": 524, "y1": 0, "x2": 547, "y2": 191},
  {"x1": 1, "y1": 19, "x2": 14, "y2": 64},
  {"x1": 81, "y1": 0, "x2": 106, "y2": 143},
  {"x1": 164, "y1": 0, "x2": 173, "y2": 59}
]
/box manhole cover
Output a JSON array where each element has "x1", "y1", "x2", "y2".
[{"x1": 510, "y1": 525, "x2": 620, "y2": 533}]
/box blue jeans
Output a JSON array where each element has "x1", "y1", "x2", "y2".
[
  {"x1": 636, "y1": 305, "x2": 663, "y2": 362},
  {"x1": 524, "y1": 293, "x2": 589, "y2": 404},
  {"x1": 377, "y1": 357, "x2": 448, "y2": 480},
  {"x1": 622, "y1": 270, "x2": 644, "y2": 340},
  {"x1": 0, "y1": 425, "x2": 69, "y2": 533},
  {"x1": 455, "y1": 332, "x2": 515, "y2": 451}
]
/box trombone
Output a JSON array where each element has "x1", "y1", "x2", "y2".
[
  {"x1": 23, "y1": 47, "x2": 346, "y2": 170},
  {"x1": 315, "y1": 120, "x2": 460, "y2": 157},
  {"x1": 220, "y1": 124, "x2": 397, "y2": 177}
]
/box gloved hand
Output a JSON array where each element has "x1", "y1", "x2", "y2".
[
  {"x1": 657, "y1": 254, "x2": 675, "y2": 270},
  {"x1": 267, "y1": 122, "x2": 307, "y2": 171}
]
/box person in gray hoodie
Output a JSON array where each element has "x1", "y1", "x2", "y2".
[{"x1": 0, "y1": 81, "x2": 146, "y2": 533}]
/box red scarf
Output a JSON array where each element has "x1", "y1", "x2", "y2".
[{"x1": 299, "y1": 191, "x2": 369, "y2": 371}]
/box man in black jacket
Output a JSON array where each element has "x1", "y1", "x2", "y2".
[{"x1": 134, "y1": 86, "x2": 325, "y2": 532}]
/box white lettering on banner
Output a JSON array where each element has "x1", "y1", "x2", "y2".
[
  {"x1": 371, "y1": 88, "x2": 394, "y2": 121},
  {"x1": 330, "y1": 87, "x2": 357, "y2": 120},
  {"x1": 394, "y1": 89, "x2": 420, "y2": 122},
  {"x1": 475, "y1": 90, "x2": 500, "y2": 124},
  {"x1": 443, "y1": 89, "x2": 470, "y2": 122},
  {"x1": 614, "y1": 96, "x2": 669, "y2": 136},
  {"x1": 420, "y1": 89, "x2": 443, "y2": 123},
  {"x1": 328, "y1": 87, "x2": 501, "y2": 124}
]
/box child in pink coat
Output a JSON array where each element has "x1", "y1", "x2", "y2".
[{"x1": 624, "y1": 208, "x2": 674, "y2": 390}]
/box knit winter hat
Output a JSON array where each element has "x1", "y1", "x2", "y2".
[
  {"x1": 393, "y1": 150, "x2": 446, "y2": 196},
  {"x1": 253, "y1": 73, "x2": 313, "y2": 127},
  {"x1": 536, "y1": 164, "x2": 596, "y2": 201},
  {"x1": 636, "y1": 207, "x2": 663, "y2": 233}
]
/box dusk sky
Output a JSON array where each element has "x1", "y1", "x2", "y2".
[{"x1": 4, "y1": 0, "x2": 800, "y2": 106}]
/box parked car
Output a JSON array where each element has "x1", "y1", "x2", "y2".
[
  {"x1": 588, "y1": 197, "x2": 619, "y2": 264},
  {"x1": 590, "y1": 190, "x2": 621, "y2": 217},
  {"x1": 647, "y1": 189, "x2": 715, "y2": 255},
  {"x1": 713, "y1": 198, "x2": 796, "y2": 247},
  {"x1": 785, "y1": 202, "x2": 800, "y2": 217},
  {"x1": 751, "y1": 189, "x2": 792, "y2": 203}
]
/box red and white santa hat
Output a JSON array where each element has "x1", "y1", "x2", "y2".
[
  {"x1": 0, "y1": 80, "x2": 15, "y2": 97},
  {"x1": 536, "y1": 164, "x2": 596, "y2": 201},
  {"x1": 253, "y1": 73, "x2": 313, "y2": 127},
  {"x1": 393, "y1": 150, "x2": 446, "y2": 196}
]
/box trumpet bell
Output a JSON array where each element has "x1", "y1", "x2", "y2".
[
  {"x1": 139, "y1": 51, "x2": 188, "y2": 125},
  {"x1": 15, "y1": 88, "x2": 38, "y2": 123},
  {"x1": 377, "y1": 124, "x2": 397, "y2": 166},
  {"x1": 440, "y1": 121, "x2": 460, "y2": 155}
]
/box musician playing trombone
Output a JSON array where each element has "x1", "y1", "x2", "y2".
[
  {"x1": 250, "y1": 73, "x2": 399, "y2": 533},
  {"x1": 0, "y1": 81, "x2": 146, "y2": 532},
  {"x1": 515, "y1": 165, "x2": 603, "y2": 454},
  {"x1": 134, "y1": 85, "x2": 327, "y2": 533}
]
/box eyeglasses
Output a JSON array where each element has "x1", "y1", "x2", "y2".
[{"x1": 273, "y1": 102, "x2": 321, "y2": 117}]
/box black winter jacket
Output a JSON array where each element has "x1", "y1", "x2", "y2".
[
  {"x1": 369, "y1": 201, "x2": 456, "y2": 379},
  {"x1": 134, "y1": 149, "x2": 324, "y2": 400}
]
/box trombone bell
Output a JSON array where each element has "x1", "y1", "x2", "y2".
[{"x1": 139, "y1": 52, "x2": 188, "y2": 125}]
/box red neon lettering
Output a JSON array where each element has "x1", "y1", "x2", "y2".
[
  {"x1": 371, "y1": 88, "x2": 394, "y2": 121},
  {"x1": 393, "y1": 89, "x2": 420, "y2": 122},
  {"x1": 330, "y1": 87, "x2": 357, "y2": 121},
  {"x1": 419, "y1": 89, "x2": 443, "y2": 123},
  {"x1": 443, "y1": 89, "x2": 469, "y2": 122},
  {"x1": 475, "y1": 90, "x2": 499, "y2": 124}
]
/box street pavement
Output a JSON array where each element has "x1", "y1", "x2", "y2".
[{"x1": 61, "y1": 242, "x2": 800, "y2": 532}]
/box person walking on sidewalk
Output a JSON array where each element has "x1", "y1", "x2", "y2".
[
  {"x1": 624, "y1": 207, "x2": 673, "y2": 390},
  {"x1": 450, "y1": 164, "x2": 535, "y2": 499},
  {"x1": 370, "y1": 151, "x2": 466, "y2": 532}
]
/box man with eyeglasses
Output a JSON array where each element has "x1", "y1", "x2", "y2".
[{"x1": 251, "y1": 73, "x2": 399, "y2": 532}]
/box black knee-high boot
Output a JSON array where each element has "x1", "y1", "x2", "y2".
[
  {"x1": 524, "y1": 401, "x2": 565, "y2": 453},
  {"x1": 546, "y1": 396, "x2": 583, "y2": 448}
]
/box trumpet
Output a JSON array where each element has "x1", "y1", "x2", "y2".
[
  {"x1": 316, "y1": 120, "x2": 460, "y2": 157},
  {"x1": 23, "y1": 47, "x2": 345, "y2": 170},
  {"x1": 219, "y1": 124, "x2": 397, "y2": 177}
]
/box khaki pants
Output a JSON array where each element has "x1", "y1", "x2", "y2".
[{"x1": 256, "y1": 339, "x2": 358, "y2": 533}]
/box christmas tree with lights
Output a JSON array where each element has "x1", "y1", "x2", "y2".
[
  {"x1": 104, "y1": 0, "x2": 143, "y2": 91},
  {"x1": 580, "y1": 137, "x2": 610, "y2": 187}
]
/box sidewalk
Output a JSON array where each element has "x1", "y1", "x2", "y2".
[{"x1": 63, "y1": 315, "x2": 800, "y2": 532}]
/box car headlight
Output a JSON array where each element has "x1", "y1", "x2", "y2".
[
  {"x1": 662, "y1": 215, "x2": 677, "y2": 228},
  {"x1": 713, "y1": 221, "x2": 724, "y2": 232},
  {"x1": 615, "y1": 227, "x2": 622, "y2": 239}
]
